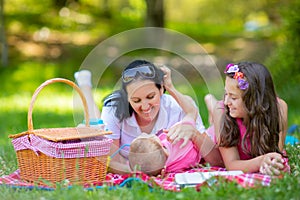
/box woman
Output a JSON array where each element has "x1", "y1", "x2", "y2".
[{"x1": 75, "y1": 59, "x2": 222, "y2": 174}]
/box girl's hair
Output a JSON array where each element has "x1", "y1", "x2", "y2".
[
  {"x1": 128, "y1": 135, "x2": 167, "y2": 176},
  {"x1": 219, "y1": 61, "x2": 281, "y2": 157},
  {"x1": 103, "y1": 60, "x2": 164, "y2": 122}
]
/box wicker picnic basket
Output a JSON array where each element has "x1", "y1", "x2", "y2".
[{"x1": 9, "y1": 78, "x2": 113, "y2": 186}]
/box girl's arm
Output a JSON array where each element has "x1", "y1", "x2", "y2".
[
  {"x1": 212, "y1": 101, "x2": 262, "y2": 172},
  {"x1": 219, "y1": 146, "x2": 262, "y2": 172},
  {"x1": 191, "y1": 130, "x2": 224, "y2": 167},
  {"x1": 278, "y1": 98, "x2": 288, "y2": 151},
  {"x1": 219, "y1": 146, "x2": 285, "y2": 175},
  {"x1": 167, "y1": 124, "x2": 224, "y2": 167}
]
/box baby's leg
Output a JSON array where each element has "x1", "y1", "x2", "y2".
[
  {"x1": 75, "y1": 70, "x2": 101, "y2": 119},
  {"x1": 204, "y1": 94, "x2": 217, "y2": 125}
]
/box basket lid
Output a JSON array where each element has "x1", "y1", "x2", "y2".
[{"x1": 9, "y1": 127, "x2": 112, "y2": 142}]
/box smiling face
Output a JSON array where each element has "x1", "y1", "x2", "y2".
[
  {"x1": 126, "y1": 80, "x2": 164, "y2": 125},
  {"x1": 224, "y1": 77, "x2": 247, "y2": 119}
]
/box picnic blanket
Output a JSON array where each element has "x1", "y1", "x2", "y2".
[{"x1": 0, "y1": 166, "x2": 274, "y2": 191}]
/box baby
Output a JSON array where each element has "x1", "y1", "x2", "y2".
[{"x1": 128, "y1": 132, "x2": 201, "y2": 176}]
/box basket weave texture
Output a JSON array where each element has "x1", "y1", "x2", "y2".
[{"x1": 9, "y1": 78, "x2": 113, "y2": 186}]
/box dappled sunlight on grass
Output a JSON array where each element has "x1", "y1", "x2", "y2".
[
  {"x1": 0, "y1": 92, "x2": 74, "y2": 113},
  {"x1": 0, "y1": 88, "x2": 110, "y2": 130},
  {"x1": 0, "y1": 93, "x2": 31, "y2": 111},
  {"x1": 0, "y1": 92, "x2": 79, "y2": 130},
  {"x1": 1, "y1": 84, "x2": 112, "y2": 113},
  {"x1": 0, "y1": 92, "x2": 84, "y2": 138}
]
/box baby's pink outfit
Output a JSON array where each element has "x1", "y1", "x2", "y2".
[{"x1": 158, "y1": 133, "x2": 201, "y2": 173}]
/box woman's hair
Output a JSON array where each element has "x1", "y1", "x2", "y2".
[
  {"x1": 128, "y1": 135, "x2": 167, "y2": 176},
  {"x1": 103, "y1": 60, "x2": 164, "y2": 122},
  {"x1": 219, "y1": 61, "x2": 281, "y2": 157}
]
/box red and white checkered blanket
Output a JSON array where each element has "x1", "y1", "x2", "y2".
[{"x1": 0, "y1": 167, "x2": 274, "y2": 191}]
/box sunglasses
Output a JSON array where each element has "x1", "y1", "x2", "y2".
[{"x1": 122, "y1": 65, "x2": 155, "y2": 83}]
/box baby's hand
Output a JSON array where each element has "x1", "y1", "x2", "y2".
[
  {"x1": 259, "y1": 152, "x2": 285, "y2": 175},
  {"x1": 160, "y1": 65, "x2": 173, "y2": 91}
]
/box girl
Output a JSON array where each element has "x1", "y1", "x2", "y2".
[{"x1": 204, "y1": 61, "x2": 289, "y2": 175}]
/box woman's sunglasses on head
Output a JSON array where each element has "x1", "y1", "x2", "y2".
[{"x1": 122, "y1": 65, "x2": 155, "y2": 83}]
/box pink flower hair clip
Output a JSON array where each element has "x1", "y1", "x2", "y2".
[{"x1": 224, "y1": 63, "x2": 249, "y2": 90}]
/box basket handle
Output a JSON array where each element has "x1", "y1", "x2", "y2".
[{"x1": 27, "y1": 78, "x2": 90, "y2": 132}]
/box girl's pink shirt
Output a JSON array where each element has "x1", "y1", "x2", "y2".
[
  {"x1": 158, "y1": 133, "x2": 201, "y2": 173},
  {"x1": 206, "y1": 100, "x2": 252, "y2": 160},
  {"x1": 236, "y1": 118, "x2": 252, "y2": 160},
  {"x1": 206, "y1": 100, "x2": 290, "y2": 172}
]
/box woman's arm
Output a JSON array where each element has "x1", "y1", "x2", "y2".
[
  {"x1": 107, "y1": 139, "x2": 131, "y2": 174},
  {"x1": 101, "y1": 107, "x2": 132, "y2": 174}
]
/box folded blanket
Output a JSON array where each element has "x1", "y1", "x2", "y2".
[{"x1": 0, "y1": 167, "x2": 273, "y2": 191}]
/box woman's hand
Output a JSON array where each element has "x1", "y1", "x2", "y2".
[{"x1": 259, "y1": 152, "x2": 285, "y2": 175}]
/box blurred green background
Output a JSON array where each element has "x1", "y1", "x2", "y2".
[{"x1": 0, "y1": 0, "x2": 299, "y2": 130}]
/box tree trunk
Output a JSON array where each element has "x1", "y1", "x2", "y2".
[
  {"x1": 145, "y1": 0, "x2": 164, "y2": 27},
  {"x1": 102, "y1": 0, "x2": 111, "y2": 18},
  {"x1": 0, "y1": 0, "x2": 8, "y2": 67}
]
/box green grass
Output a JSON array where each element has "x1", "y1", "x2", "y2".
[{"x1": 0, "y1": 85, "x2": 300, "y2": 199}]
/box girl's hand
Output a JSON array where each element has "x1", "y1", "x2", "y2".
[
  {"x1": 259, "y1": 152, "x2": 285, "y2": 175},
  {"x1": 167, "y1": 122, "x2": 196, "y2": 148}
]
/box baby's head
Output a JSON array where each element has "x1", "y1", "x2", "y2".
[{"x1": 129, "y1": 133, "x2": 168, "y2": 176}]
